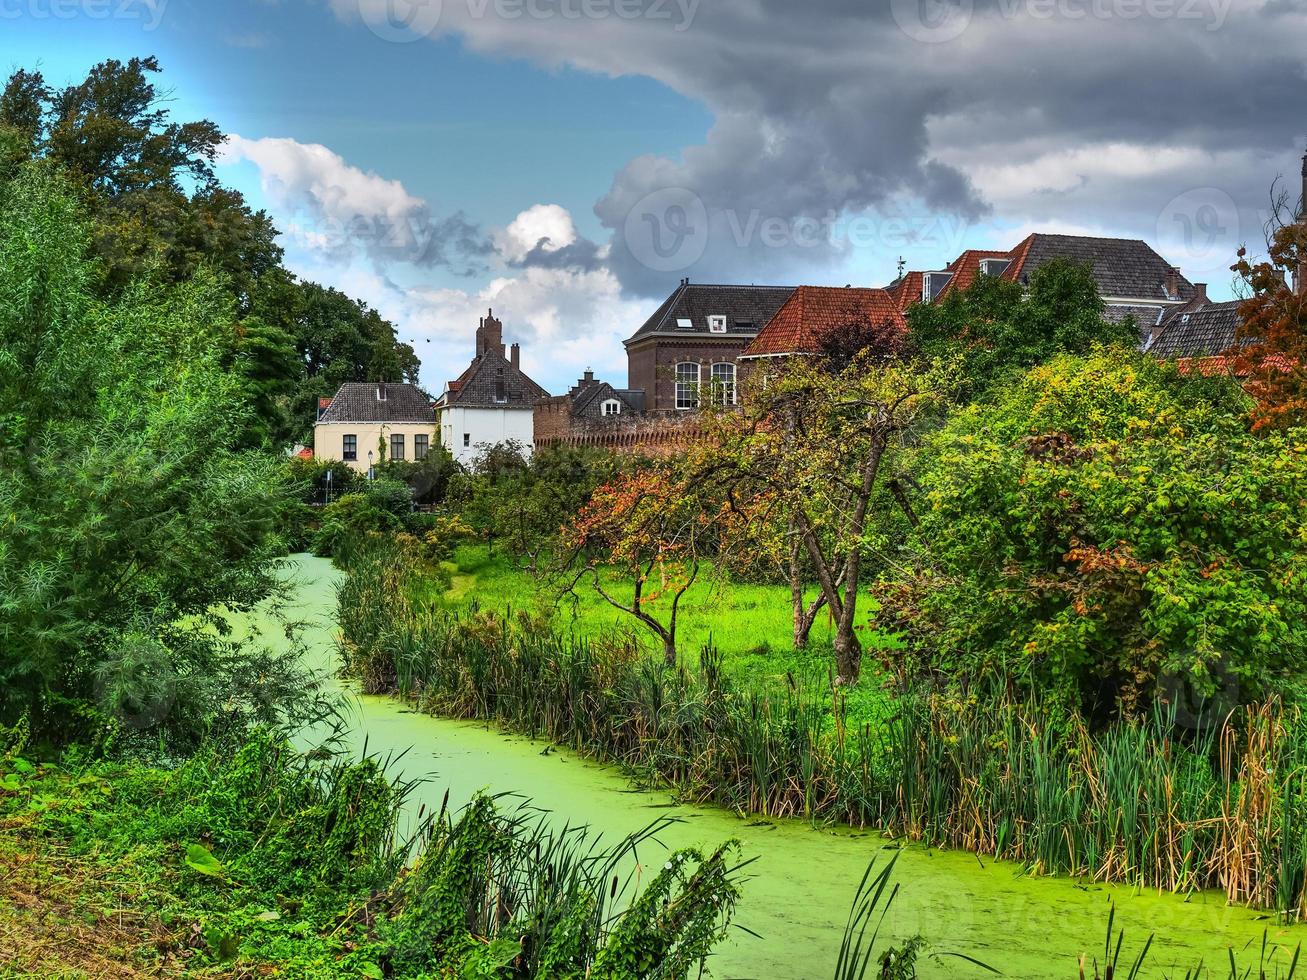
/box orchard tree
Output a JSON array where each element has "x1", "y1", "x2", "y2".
[
  {"x1": 558, "y1": 466, "x2": 724, "y2": 665},
  {"x1": 697, "y1": 354, "x2": 949, "y2": 684}
]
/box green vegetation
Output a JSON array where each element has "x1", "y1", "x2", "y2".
[{"x1": 0, "y1": 728, "x2": 746, "y2": 978}]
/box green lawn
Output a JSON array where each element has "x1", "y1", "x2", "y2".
[{"x1": 438, "y1": 544, "x2": 897, "y2": 722}]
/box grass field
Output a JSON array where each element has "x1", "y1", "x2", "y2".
[{"x1": 437, "y1": 544, "x2": 898, "y2": 722}]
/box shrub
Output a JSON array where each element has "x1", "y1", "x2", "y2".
[
  {"x1": 877, "y1": 350, "x2": 1307, "y2": 719},
  {"x1": 312, "y1": 494, "x2": 402, "y2": 563}
]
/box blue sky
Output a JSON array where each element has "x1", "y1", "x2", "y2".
[{"x1": 7, "y1": 0, "x2": 1305, "y2": 393}]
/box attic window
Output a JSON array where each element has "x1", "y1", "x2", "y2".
[
  {"x1": 376, "y1": 385, "x2": 387, "y2": 402},
  {"x1": 676, "y1": 317, "x2": 694, "y2": 330},
  {"x1": 601, "y1": 399, "x2": 622, "y2": 416},
  {"x1": 708, "y1": 315, "x2": 727, "y2": 333},
  {"x1": 494, "y1": 380, "x2": 507, "y2": 403},
  {"x1": 980, "y1": 258, "x2": 1011, "y2": 277}
]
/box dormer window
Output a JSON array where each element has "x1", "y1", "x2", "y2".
[
  {"x1": 980, "y1": 258, "x2": 1011, "y2": 277},
  {"x1": 708, "y1": 315, "x2": 727, "y2": 333},
  {"x1": 601, "y1": 399, "x2": 622, "y2": 416},
  {"x1": 376, "y1": 385, "x2": 387, "y2": 402}
]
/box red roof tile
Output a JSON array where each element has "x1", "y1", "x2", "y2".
[
  {"x1": 938, "y1": 249, "x2": 1013, "y2": 299},
  {"x1": 887, "y1": 271, "x2": 925, "y2": 310},
  {"x1": 741, "y1": 286, "x2": 906, "y2": 358},
  {"x1": 1001, "y1": 234, "x2": 1037, "y2": 284}
]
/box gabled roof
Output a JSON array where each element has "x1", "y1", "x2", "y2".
[
  {"x1": 937, "y1": 249, "x2": 1013, "y2": 299},
  {"x1": 741, "y1": 286, "x2": 906, "y2": 358},
  {"x1": 886, "y1": 271, "x2": 925, "y2": 310},
  {"x1": 572, "y1": 380, "x2": 645, "y2": 415},
  {"x1": 440, "y1": 349, "x2": 547, "y2": 410},
  {"x1": 317, "y1": 383, "x2": 435, "y2": 424},
  {"x1": 1001, "y1": 233, "x2": 1196, "y2": 301},
  {"x1": 626, "y1": 282, "x2": 796, "y2": 343},
  {"x1": 1148, "y1": 300, "x2": 1245, "y2": 359}
]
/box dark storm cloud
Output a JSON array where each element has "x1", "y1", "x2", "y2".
[{"x1": 340, "y1": 0, "x2": 1307, "y2": 293}]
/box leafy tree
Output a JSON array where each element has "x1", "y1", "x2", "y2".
[
  {"x1": 0, "y1": 163, "x2": 305, "y2": 745},
  {"x1": 908, "y1": 259, "x2": 1138, "y2": 397},
  {"x1": 558, "y1": 466, "x2": 723, "y2": 665},
  {"x1": 877, "y1": 350, "x2": 1305, "y2": 721},
  {"x1": 695, "y1": 355, "x2": 947, "y2": 683},
  {"x1": 1229, "y1": 225, "x2": 1307, "y2": 432}
]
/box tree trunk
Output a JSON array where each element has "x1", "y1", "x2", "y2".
[
  {"x1": 788, "y1": 526, "x2": 809, "y2": 649},
  {"x1": 833, "y1": 629, "x2": 861, "y2": 685},
  {"x1": 663, "y1": 636, "x2": 677, "y2": 666}
]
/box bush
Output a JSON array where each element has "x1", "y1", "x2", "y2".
[
  {"x1": 312, "y1": 494, "x2": 403, "y2": 564},
  {"x1": 877, "y1": 350, "x2": 1307, "y2": 720}
]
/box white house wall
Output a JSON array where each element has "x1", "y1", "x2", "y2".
[{"x1": 440, "y1": 406, "x2": 535, "y2": 467}]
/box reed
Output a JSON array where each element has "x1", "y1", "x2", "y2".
[{"x1": 338, "y1": 546, "x2": 1307, "y2": 920}]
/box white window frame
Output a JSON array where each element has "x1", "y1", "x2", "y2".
[
  {"x1": 710, "y1": 362, "x2": 737, "y2": 406},
  {"x1": 601, "y1": 398, "x2": 623, "y2": 416},
  {"x1": 708, "y1": 315, "x2": 728, "y2": 334},
  {"x1": 675, "y1": 362, "x2": 700, "y2": 410}
]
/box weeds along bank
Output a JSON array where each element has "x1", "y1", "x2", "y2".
[
  {"x1": 0, "y1": 726, "x2": 745, "y2": 978},
  {"x1": 339, "y1": 541, "x2": 1307, "y2": 922}
]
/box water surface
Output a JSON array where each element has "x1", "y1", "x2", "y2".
[{"x1": 237, "y1": 554, "x2": 1304, "y2": 979}]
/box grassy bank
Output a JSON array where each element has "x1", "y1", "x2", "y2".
[
  {"x1": 340, "y1": 544, "x2": 1307, "y2": 923},
  {"x1": 0, "y1": 732, "x2": 745, "y2": 979},
  {"x1": 438, "y1": 544, "x2": 896, "y2": 723}
]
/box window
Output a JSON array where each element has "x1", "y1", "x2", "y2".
[
  {"x1": 463, "y1": 433, "x2": 471, "y2": 448},
  {"x1": 494, "y1": 380, "x2": 507, "y2": 403},
  {"x1": 343, "y1": 434, "x2": 357, "y2": 461},
  {"x1": 676, "y1": 317, "x2": 694, "y2": 330},
  {"x1": 390, "y1": 433, "x2": 405, "y2": 461},
  {"x1": 675, "y1": 362, "x2": 700, "y2": 410},
  {"x1": 376, "y1": 385, "x2": 387, "y2": 401},
  {"x1": 711, "y1": 362, "x2": 736, "y2": 406},
  {"x1": 414, "y1": 434, "x2": 429, "y2": 460},
  {"x1": 708, "y1": 315, "x2": 727, "y2": 333},
  {"x1": 601, "y1": 399, "x2": 622, "y2": 416}
]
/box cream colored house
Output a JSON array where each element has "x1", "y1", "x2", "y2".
[{"x1": 314, "y1": 382, "x2": 437, "y2": 473}]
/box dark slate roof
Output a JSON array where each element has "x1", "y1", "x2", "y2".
[
  {"x1": 572, "y1": 380, "x2": 644, "y2": 416},
  {"x1": 1147, "y1": 301, "x2": 1245, "y2": 359},
  {"x1": 318, "y1": 383, "x2": 434, "y2": 424},
  {"x1": 626, "y1": 282, "x2": 796, "y2": 343},
  {"x1": 1002, "y1": 233, "x2": 1196, "y2": 302},
  {"x1": 1104, "y1": 305, "x2": 1169, "y2": 328},
  {"x1": 441, "y1": 349, "x2": 548, "y2": 410}
]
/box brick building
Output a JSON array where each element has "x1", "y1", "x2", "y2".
[
  {"x1": 623, "y1": 280, "x2": 795, "y2": 412},
  {"x1": 534, "y1": 369, "x2": 646, "y2": 446}
]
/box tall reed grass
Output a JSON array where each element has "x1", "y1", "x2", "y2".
[{"x1": 338, "y1": 546, "x2": 1307, "y2": 921}]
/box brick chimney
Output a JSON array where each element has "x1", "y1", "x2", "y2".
[
  {"x1": 476, "y1": 309, "x2": 505, "y2": 358},
  {"x1": 1164, "y1": 267, "x2": 1182, "y2": 301},
  {"x1": 510, "y1": 342, "x2": 520, "y2": 369}
]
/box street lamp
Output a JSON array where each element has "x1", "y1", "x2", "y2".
[{"x1": 367, "y1": 450, "x2": 375, "y2": 483}]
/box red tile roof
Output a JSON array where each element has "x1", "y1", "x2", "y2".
[
  {"x1": 741, "y1": 286, "x2": 906, "y2": 358},
  {"x1": 1001, "y1": 234, "x2": 1038, "y2": 284},
  {"x1": 938, "y1": 249, "x2": 1013, "y2": 298},
  {"x1": 887, "y1": 271, "x2": 924, "y2": 310}
]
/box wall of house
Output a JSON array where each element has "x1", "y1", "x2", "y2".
[
  {"x1": 439, "y1": 406, "x2": 535, "y2": 466},
  {"x1": 626, "y1": 337, "x2": 751, "y2": 412},
  {"x1": 314, "y1": 422, "x2": 438, "y2": 473}
]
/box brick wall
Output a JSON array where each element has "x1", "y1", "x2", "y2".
[{"x1": 534, "y1": 409, "x2": 704, "y2": 456}]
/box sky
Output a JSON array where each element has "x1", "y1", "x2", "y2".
[{"x1": 5, "y1": 0, "x2": 1306, "y2": 393}]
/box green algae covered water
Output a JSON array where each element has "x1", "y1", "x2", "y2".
[{"x1": 235, "y1": 555, "x2": 1307, "y2": 979}]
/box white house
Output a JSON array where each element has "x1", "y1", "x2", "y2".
[{"x1": 436, "y1": 310, "x2": 547, "y2": 467}]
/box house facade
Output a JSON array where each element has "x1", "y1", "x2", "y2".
[
  {"x1": 314, "y1": 382, "x2": 437, "y2": 473},
  {"x1": 436, "y1": 310, "x2": 547, "y2": 466},
  {"x1": 534, "y1": 369, "x2": 647, "y2": 447},
  {"x1": 624, "y1": 280, "x2": 795, "y2": 412}
]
